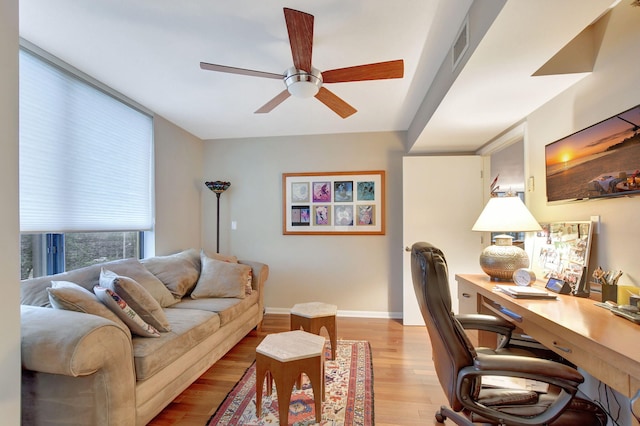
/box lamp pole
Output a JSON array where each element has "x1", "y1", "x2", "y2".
[{"x1": 205, "y1": 181, "x2": 231, "y2": 253}]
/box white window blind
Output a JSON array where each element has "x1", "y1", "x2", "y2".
[{"x1": 19, "y1": 48, "x2": 154, "y2": 233}]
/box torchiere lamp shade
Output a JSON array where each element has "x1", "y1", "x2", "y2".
[{"x1": 205, "y1": 181, "x2": 231, "y2": 194}]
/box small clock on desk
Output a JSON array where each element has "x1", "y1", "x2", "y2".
[{"x1": 513, "y1": 268, "x2": 536, "y2": 286}]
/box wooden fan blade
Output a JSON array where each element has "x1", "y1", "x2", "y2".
[
  {"x1": 322, "y1": 59, "x2": 404, "y2": 83},
  {"x1": 284, "y1": 8, "x2": 313, "y2": 72},
  {"x1": 200, "y1": 62, "x2": 283, "y2": 80},
  {"x1": 314, "y1": 87, "x2": 357, "y2": 119},
  {"x1": 255, "y1": 90, "x2": 291, "y2": 114}
]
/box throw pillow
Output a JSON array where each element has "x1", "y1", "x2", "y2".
[
  {"x1": 191, "y1": 253, "x2": 251, "y2": 299},
  {"x1": 99, "y1": 268, "x2": 171, "y2": 332},
  {"x1": 94, "y1": 286, "x2": 160, "y2": 338},
  {"x1": 141, "y1": 249, "x2": 200, "y2": 299},
  {"x1": 105, "y1": 259, "x2": 178, "y2": 308},
  {"x1": 47, "y1": 281, "x2": 131, "y2": 338},
  {"x1": 201, "y1": 248, "x2": 239, "y2": 265}
]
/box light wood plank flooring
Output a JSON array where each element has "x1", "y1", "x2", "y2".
[{"x1": 148, "y1": 314, "x2": 448, "y2": 425}]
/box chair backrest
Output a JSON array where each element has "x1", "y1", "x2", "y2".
[{"x1": 410, "y1": 242, "x2": 477, "y2": 411}]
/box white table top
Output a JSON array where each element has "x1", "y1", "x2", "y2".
[
  {"x1": 256, "y1": 330, "x2": 326, "y2": 362},
  {"x1": 291, "y1": 302, "x2": 338, "y2": 318}
]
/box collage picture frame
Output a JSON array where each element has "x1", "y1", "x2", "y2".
[{"x1": 283, "y1": 170, "x2": 385, "y2": 235}]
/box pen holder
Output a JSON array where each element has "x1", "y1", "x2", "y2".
[{"x1": 601, "y1": 284, "x2": 618, "y2": 303}]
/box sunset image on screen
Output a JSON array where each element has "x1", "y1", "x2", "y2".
[{"x1": 545, "y1": 104, "x2": 640, "y2": 202}]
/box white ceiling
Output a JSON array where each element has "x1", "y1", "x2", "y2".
[{"x1": 19, "y1": 0, "x2": 619, "y2": 152}]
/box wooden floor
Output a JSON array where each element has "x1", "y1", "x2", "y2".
[{"x1": 148, "y1": 314, "x2": 449, "y2": 426}]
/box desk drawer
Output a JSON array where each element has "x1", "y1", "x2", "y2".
[
  {"x1": 525, "y1": 321, "x2": 630, "y2": 396},
  {"x1": 458, "y1": 280, "x2": 479, "y2": 315}
]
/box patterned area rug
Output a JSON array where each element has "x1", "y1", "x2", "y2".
[{"x1": 207, "y1": 340, "x2": 373, "y2": 425}]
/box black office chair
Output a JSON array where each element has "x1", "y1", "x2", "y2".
[{"x1": 410, "y1": 241, "x2": 607, "y2": 426}]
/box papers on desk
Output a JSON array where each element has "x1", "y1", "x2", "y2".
[{"x1": 494, "y1": 285, "x2": 557, "y2": 300}]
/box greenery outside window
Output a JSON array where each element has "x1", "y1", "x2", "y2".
[{"x1": 20, "y1": 232, "x2": 143, "y2": 280}]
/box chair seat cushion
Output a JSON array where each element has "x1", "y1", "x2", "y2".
[{"x1": 470, "y1": 392, "x2": 607, "y2": 425}]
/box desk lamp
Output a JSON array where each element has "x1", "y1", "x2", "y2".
[{"x1": 472, "y1": 195, "x2": 541, "y2": 281}]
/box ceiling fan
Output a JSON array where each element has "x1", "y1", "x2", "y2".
[{"x1": 200, "y1": 7, "x2": 404, "y2": 119}]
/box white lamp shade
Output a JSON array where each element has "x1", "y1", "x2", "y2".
[{"x1": 472, "y1": 196, "x2": 542, "y2": 233}]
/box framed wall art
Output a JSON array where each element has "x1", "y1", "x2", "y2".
[{"x1": 283, "y1": 170, "x2": 385, "y2": 235}]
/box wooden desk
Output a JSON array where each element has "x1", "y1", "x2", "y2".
[{"x1": 457, "y1": 274, "x2": 640, "y2": 423}]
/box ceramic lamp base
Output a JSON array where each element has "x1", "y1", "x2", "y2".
[{"x1": 479, "y1": 235, "x2": 529, "y2": 281}]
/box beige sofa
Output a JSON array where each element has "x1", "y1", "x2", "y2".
[{"x1": 20, "y1": 248, "x2": 269, "y2": 425}]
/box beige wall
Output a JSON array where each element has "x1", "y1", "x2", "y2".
[
  {"x1": 527, "y1": 4, "x2": 640, "y2": 288},
  {"x1": 525, "y1": 7, "x2": 640, "y2": 419},
  {"x1": 152, "y1": 116, "x2": 204, "y2": 256},
  {"x1": 0, "y1": 0, "x2": 21, "y2": 422},
  {"x1": 203, "y1": 132, "x2": 405, "y2": 316}
]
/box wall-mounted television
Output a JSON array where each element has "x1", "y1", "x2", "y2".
[{"x1": 545, "y1": 104, "x2": 640, "y2": 202}]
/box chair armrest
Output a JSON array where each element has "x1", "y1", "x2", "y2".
[
  {"x1": 473, "y1": 353, "x2": 583, "y2": 385},
  {"x1": 456, "y1": 313, "x2": 515, "y2": 335},
  {"x1": 456, "y1": 353, "x2": 584, "y2": 426},
  {"x1": 455, "y1": 314, "x2": 514, "y2": 348}
]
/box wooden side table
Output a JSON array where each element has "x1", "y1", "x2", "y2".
[
  {"x1": 290, "y1": 302, "x2": 338, "y2": 360},
  {"x1": 255, "y1": 330, "x2": 326, "y2": 424}
]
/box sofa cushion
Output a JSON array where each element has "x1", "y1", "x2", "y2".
[
  {"x1": 170, "y1": 290, "x2": 258, "y2": 326},
  {"x1": 47, "y1": 281, "x2": 131, "y2": 339},
  {"x1": 141, "y1": 249, "x2": 201, "y2": 299},
  {"x1": 191, "y1": 253, "x2": 251, "y2": 299},
  {"x1": 99, "y1": 269, "x2": 171, "y2": 332},
  {"x1": 21, "y1": 258, "x2": 177, "y2": 308},
  {"x1": 131, "y1": 308, "x2": 221, "y2": 380},
  {"x1": 94, "y1": 286, "x2": 160, "y2": 338}
]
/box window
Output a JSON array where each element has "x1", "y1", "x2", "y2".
[
  {"x1": 20, "y1": 232, "x2": 143, "y2": 280},
  {"x1": 19, "y1": 44, "x2": 153, "y2": 278}
]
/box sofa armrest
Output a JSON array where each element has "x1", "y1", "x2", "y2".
[
  {"x1": 21, "y1": 305, "x2": 133, "y2": 376},
  {"x1": 21, "y1": 305, "x2": 136, "y2": 425},
  {"x1": 238, "y1": 260, "x2": 269, "y2": 293},
  {"x1": 239, "y1": 260, "x2": 269, "y2": 330}
]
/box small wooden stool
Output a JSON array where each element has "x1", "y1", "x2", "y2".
[
  {"x1": 255, "y1": 330, "x2": 326, "y2": 424},
  {"x1": 291, "y1": 302, "x2": 338, "y2": 360}
]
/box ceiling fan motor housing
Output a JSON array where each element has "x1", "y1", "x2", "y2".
[{"x1": 285, "y1": 66, "x2": 322, "y2": 98}]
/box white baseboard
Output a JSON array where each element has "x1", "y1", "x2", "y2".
[{"x1": 265, "y1": 307, "x2": 403, "y2": 319}]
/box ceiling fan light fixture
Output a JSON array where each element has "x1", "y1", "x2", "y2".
[{"x1": 285, "y1": 67, "x2": 322, "y2": 98}]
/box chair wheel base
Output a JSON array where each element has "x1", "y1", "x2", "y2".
[{"x1": 435, "y1": 406, "x2": 474, "y2": 426}]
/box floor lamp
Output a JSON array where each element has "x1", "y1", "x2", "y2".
[{"x1": 205, "y1": 181, "x2": 231, "y2": 253}]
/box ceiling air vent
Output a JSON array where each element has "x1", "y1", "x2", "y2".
[{"x1": 452, "y1": 17, "x2": 469, "y2": 71}]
